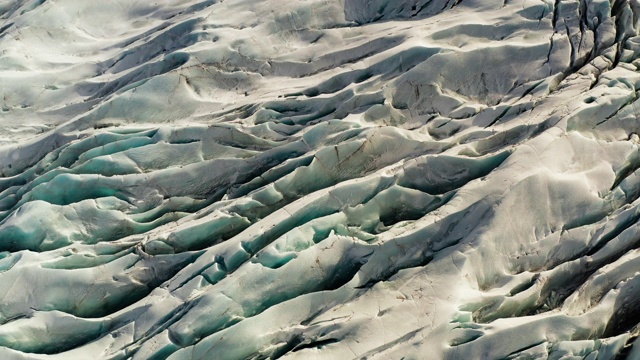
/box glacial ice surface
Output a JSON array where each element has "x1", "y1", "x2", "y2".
[{"x1": 3, "y1": 0, "x2": 640, "y2": 358}]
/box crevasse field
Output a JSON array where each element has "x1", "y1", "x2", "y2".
[{"x1": 1, "y1": 0, "x2": 640, "y2": 359}]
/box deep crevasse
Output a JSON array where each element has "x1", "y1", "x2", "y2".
[{"x1": 1, "y1": 0, "x2": 640, "y2": 359}]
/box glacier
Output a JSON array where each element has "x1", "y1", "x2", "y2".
[{"x1": 2, "y1": 0, "x2": 640, "y2": 358}]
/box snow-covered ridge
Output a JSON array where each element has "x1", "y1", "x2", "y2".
[{"x1": 1, "y1": 0, "x2": 640, "y2": 358}]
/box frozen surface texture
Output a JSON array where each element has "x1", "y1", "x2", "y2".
[{"x1": 2, "y1": 0, "x2": 640, "y2": 359}]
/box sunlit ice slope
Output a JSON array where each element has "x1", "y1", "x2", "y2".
[{"x1": 3, "y1": 0, "x2": 640, "y2": 359}]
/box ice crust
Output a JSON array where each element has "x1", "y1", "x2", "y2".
[{"x1": 2, "y1": 0, "x2": 640, "y2": 359}]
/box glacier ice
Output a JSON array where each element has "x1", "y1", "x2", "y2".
[{"x1": 3, "y1": 0, "x2": 640, "y2": 359}]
